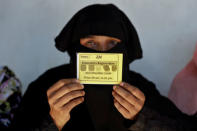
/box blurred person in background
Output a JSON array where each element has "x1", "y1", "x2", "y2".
[{"x1": 168, "y1": 43, "x2": 197, "y2": 117}]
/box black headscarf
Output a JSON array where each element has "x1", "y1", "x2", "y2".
[
  {"x1": 55, "y1": 4, "x2": 142, "y2": 63},
  {"x1": 54, "y1": 4, "x2": 143, "y2": 131}
]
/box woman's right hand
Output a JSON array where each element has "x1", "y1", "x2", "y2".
[{"x1": 47, "y1": 78, "x2": 85, "y2": 131}]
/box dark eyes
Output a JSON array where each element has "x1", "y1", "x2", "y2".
[
  {"x1": 108, "y1": 40, "x2": 119, "y2": 46},
  {"x1": 85, "y1": 40, "x2": 119, "y2": 50},
  {"x1": 86, "y1": 41, "x2": 97, "y2": 48},
  {"x1": 86, "y1": 40, "x2": 118, "y2": 46}
]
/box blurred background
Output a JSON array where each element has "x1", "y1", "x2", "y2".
[{"x1": 0, "y1": 0, "x2": 197, "y2": 95}]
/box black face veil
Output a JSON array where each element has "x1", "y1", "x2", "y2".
[
  {"x1": 55, "y1": 4, "x2": 142, "y2": 63},
  {"x1": 54, "y1": 4, "x2": 143, "y2": 131}
]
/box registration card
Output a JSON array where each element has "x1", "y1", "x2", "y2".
[{"x1": 77, "y1": 53, "x2": 123, "y2": 84}]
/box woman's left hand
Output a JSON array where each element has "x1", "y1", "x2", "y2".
[{"x1": 112, "y1": 82, "x2": 145, "y2": 120}]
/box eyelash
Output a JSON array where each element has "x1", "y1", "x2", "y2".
[{"x1": 86, "y1": 41, "x2": 97, "y2": 47}]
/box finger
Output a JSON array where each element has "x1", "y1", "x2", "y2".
[
  {"x1": 112, "y1": 91, "x2": 134, "y2": 111},
  {"x1": 48, "y1": 83, "x2": 84, "y2": 104},
  {"x1": 120, "y1": 82, "x2": 145, "y2": 100},
  {"x1": 113, "y1": 85, "x2": 142, "y2": 109},
  {"x1": 113, "y1": 99, "x2": 131, "y2": 119},
  {"x1": 47, "y1": 78, "x2": 79, "y2": 96},
  {"x1": 54, "y1": 90, "x2": 85, "y2": 107},
  {"x1": 62, "y1": 97, "x2": 84, "y2": 112}
]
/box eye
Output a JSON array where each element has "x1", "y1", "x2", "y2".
[
  {"x1": 108, "y1": 40, "x2": 119, "y2": 47},
  {"x1": 86, "y1": 41, "x2": 97, "y2": 48}
]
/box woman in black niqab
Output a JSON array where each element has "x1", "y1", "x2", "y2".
[{"x1": 54, "y1": 3, "x2": 143, "y2": 131}]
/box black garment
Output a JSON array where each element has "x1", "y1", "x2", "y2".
[
  {"x1": 54, "y1": 5, "x2": 143, "y2": 129},
  {"x1": 53, "y1": 4, "x2": 143, "y2": 130},
  {"x1": 10, "y1": 64, "x2": 197, "y2": 131}
]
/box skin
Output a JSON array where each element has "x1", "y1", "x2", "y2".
[
  {"x1": 80, "y1": 35, "x2": 121, "y2": 51},
  {"x1": 47, "y1": 35, "x2": 145, "y2": 131}
]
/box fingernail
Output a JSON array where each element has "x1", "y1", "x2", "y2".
[
  {"x1": 113, "y1": 86, "x2": 116, "y2": 90},
  {"x1": 82, "y1": 91, "x2": 85, "y2": 95},
  {"x1": 81, "y1": 84, "x2": 84, "y2": 89}
]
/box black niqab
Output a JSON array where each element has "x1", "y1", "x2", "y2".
[
  {"x1": 54, "y1": 4, "x2": 143, "y2": 131},
  {"x1": 55, "y1": 4, "x2": 142, "y2": 63}
]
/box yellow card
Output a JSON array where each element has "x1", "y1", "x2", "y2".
[{"x1": 77, "y1": 53, "x2": 123, "y2": 84}]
